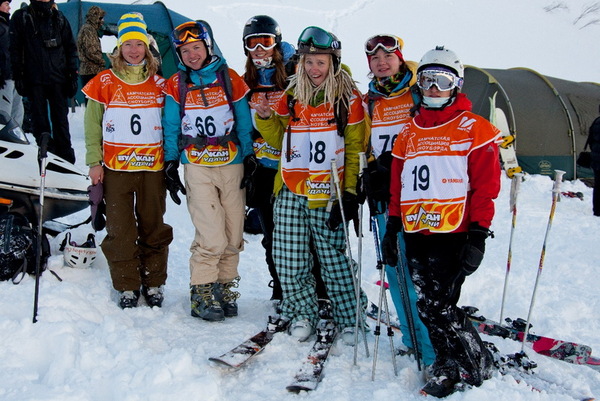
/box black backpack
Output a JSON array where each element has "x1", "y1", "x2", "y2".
[{"x1": 0, "y1": 212, "x2": 49, "y2": 283}]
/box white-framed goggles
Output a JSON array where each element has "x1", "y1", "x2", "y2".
[
  {"x1": 417, "y1": 69, "x2": 463, "y2": 91},
  {"x1": 244, "y1": 34, "x2": 277, "y2": 52}
]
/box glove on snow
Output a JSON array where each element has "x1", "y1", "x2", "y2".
[
  {"x1": 459, "y1": 223, "x2": 491, "y2": 276},
  {"x1": 164, "y1": 160, "x2": 186, "y2": 205},
  {"x1": 326, "y1": 191, "x2": 359, "y2": 234},
  {"x1": 381, "y1": 215, "x2": 402, "y2": 267}
]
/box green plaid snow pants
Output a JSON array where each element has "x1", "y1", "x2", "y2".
[{"x1": 272, "y1": 187, "x2": 367, "y2": 328}]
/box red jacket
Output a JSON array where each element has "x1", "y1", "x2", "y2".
[{"x1": 389, "y1": 93, "x2": 501, "y2": 232}]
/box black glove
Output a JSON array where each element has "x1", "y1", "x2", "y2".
[
  {"x1": 0, "y1": 74, "x2": 5, "y2": 90},
  {"x1": 459, "y1": 223, "x2": 491, "y2": 276},
  {"x1": 65, "y1": 70, "x2": 79, "y2": 98},
  {"x1": 367, "y1": 153, "x2": 392, "y2": 204},
  {"x1": 164, "y1": 160, "x2": 186, "y2": 205},
  {"x1": 15, "y1": 78, "x2": 30, "y2": 98},
  {"x1": 381, "y1": 215, "x2": 403, "y2": 267},
  {"x1": 326, "y1": 191, "x2": 359, "y2": 234},
  {"x1": 240, "y1": 154, "x2": 258, "y2": 197}
]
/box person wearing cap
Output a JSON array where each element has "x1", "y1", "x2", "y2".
[
  {"x1": 82, "y1": 12, "x2": 173, "y2": 310},
  {"x1": 9, "y1": 0, "x2": 78, "y2": 163},
  {"x1": 362, "y1": 34, "x2": 435, "y2": 367},
  {"x1": 0, "y1": 0, "x2": 23, "y2": 126},
  {"x1": 162, "y1": 20, "x2": 254, "y2": 322},
  {"x1": 254, "y1": 26, "x2": 367, "y2": 344},
  {"x1": 382, "y1": 46, "x2": 500, "y2": 397},
  {"x1": 77, "y1": 6, "x2": 106, "y2": 90}
]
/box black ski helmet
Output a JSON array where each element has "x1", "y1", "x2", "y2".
[{"x1": 242, "y1": 15, "x2": 282, "y2": 55}]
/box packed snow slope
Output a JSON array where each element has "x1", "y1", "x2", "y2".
[{"x1": 1, "y1": 0, "x2": 599, "y2": 400}]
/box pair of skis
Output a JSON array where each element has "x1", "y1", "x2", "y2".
[
  {"x1": 209, "y1": 314, "x2": 338, "y2": 393},
  {"x1": 366, "y1": 302, "x2": 600, "y2": 372}
]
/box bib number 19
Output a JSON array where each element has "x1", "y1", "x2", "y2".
[{"x1": 411, "y1": 165, "x2": 429, "y2": 191}]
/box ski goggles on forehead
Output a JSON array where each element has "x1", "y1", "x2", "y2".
[
  {"x1": 298, "y1": 26, "x2": 335, "y2": 48},
  {"x1": 417, "y1": 69, "x2": 463, "y2": 91},
  {"x1": 244, "y1": 34, "x2": 277, "y2": 51},
  {"x1": 172, "y1": 21, "x2": 209, "y2": 46},
  {"x1": 364, "y1": 34, "x2": 401, "y2": 55}
]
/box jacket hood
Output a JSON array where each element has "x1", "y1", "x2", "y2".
[{"x1": 86, "y1": 6, "x2": 105, "y2": 28}]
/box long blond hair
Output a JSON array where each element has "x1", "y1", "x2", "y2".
[
  {"x1": 109, "y1": 45, "x2": 159, "y2": 77},
  {"x1": 289, "y1": 54, "x2": 357, "y2": 114}
]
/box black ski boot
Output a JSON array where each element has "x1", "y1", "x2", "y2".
[
  {"x1": 213, "y1": 277, "x2": 240, "y2": 317},
  {"x1": 191, "y1": 284, "x2": 224, "y2": 321},
  {"x1": 141, "y1": 285, "x2": 164, "y2": 308},
  {"x1": 421, "y1": 360, "x2": 460, "y2": 398},
  {"x1": 119, "y1": 290, "x2": 140, "y2": 309}
]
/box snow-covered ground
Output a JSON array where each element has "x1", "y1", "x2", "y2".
[{"x1": 1, "y1": 0, "x2": 599, "y2": 400}]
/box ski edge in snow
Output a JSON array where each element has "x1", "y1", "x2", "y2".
[{"x1": 208, "y1": 314, "x2": 289, "y2": 369}]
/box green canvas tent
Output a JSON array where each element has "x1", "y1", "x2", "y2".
[
  {"x1": 463, "y1": 66, "x2": 600, "y2": 180},
  {"x1": 55, "y1": 0, "x2": 191, "y2": 103}
]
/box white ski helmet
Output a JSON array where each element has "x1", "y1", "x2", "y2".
[
  {"x1": 417, "y1": 45, "x2": 464, "y2": 79},
  {"x1": 61, "y1": 232, "x2": 97, "y2": 268}
]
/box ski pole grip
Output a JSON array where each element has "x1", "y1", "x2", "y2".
[
  {"x1": 358, "y1": 152, "x2": 366, "y2": 173},
  {"x1": 331, "y1": 159, "x2": 340, "y2": 185},
  {"x1": 38, "y1": 132, "x2": 51, "y2": 161},
  {"x1": 552, "y1": 169, "x2": 566, "y2": 193}
]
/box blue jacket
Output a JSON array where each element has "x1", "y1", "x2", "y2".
[{"x1": 163, "y1": 54, "x2": 253, "y2": 165}]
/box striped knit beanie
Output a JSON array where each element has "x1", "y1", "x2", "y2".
[{"x1": 117, "y1": 13, "x2": 149, "y2": 47}]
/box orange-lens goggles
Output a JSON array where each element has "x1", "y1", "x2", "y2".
[
  {"x1": 172, "y1": 22, "x2": 207, "y2": 46},
  {"x1": 245, "y1": 35, "x2": 276, "y2": 51}
]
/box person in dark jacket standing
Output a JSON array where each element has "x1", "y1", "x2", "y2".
[
  {"x1": 590, "y1": 104, "x2": 600, "y2": 216},
  {"x1": 0, "y1": 0, "x2": 23, "y2": 125},
  {"x1": 9, "y1": 0, "x2": 78, "y2": 163}
]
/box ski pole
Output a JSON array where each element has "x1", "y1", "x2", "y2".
[
  {"x1": 370, "y1": 216, "x2": 398, "y2": 380},
  {"x1": 353, "y1": 152, "x2": 366, "y2": 365},
  {"x1": 499, "y1": 172, "x2": 523, "y2": 323},
  {"x1": 521, "y1": 170, "x2": 565, "y2": 353},
  {"x1": 330, "y1": 159, "x2": 369, "y2": 358},
  {"x1": 33, "y1": 132, "x2": 51, "y2": 324},
  {"x1": 393, "y1": 240, "x2": 422, "y2": 371}
]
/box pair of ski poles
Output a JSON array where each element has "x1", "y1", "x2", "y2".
[
  {"x1": 331, "y1": 154, "x2": 422, "y2": 379},
  {"x1": 498, "y1": 169, "x2": 566, "y2": 352}
]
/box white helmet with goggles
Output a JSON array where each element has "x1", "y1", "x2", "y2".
[{"x1": 417, "y1": 45, "x2": 464, "y2": 78}]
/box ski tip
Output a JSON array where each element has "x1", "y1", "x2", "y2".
[
  {"x1": 208, "y1": 357, "x2": 239, "y2": 369},
  {"x1": 286, "y1": 384, "x2": 316, "y2": 393}
]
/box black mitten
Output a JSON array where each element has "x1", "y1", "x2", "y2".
[
  {"x1": 164, "y1": 160, "x2": 186, "y2": 205},
  {"x1": 326, "y1": 191, "x2": 359, "y2": 233},
  {"x1": 459, "y1": 223, "x2": 491, "y2": 276},
  {"x1": 381, "y1": 215, "x2": 402, "y2": 266},
  {"x1": 240, "y1": 154, "x2": 258, "y2": 198}
]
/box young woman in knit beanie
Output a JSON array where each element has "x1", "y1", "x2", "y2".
[
  {"x1": 254, "y1": 26, "x2": 367, "y2": 344},
  {"x1": 82, "y1": 13, "x2": 173, "y2": 309}
]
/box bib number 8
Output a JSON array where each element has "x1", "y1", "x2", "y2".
[{"x1": 309, "y1": 140, "x2": 326, "y2": 164}]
